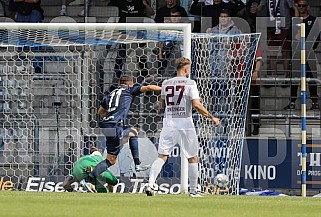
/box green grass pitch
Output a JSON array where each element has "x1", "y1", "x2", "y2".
[{"x1": 0, "y1": 191, "x2": 321, "y2": 217}]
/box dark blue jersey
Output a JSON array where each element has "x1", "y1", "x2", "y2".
[{"x1": 100, "y1": 85, "x2": 142, "y2": 125}]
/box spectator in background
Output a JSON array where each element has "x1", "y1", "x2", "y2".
[
  {"x1": 156, "y1": 7, "x2": 188, "y2": 77},
  {"x1": 190, "y1": 0, "x2": 245, "y2": 30},
  {"x1": 206, "y1": 8, "x2": 242, "y2": 34},
  {"x1": 13, "y1": 0, "x2": 44, "y2": 22},
  {"x1": 206, "y1": 9, "x2": 242, "y2": 78},
  {"x1": 190, "y1": 0, "x2": 227, "y2": 29},
  {"x1": 283, "y1": 0, "x2": 319, "y2": 110},
  {"x1": 165, "y1": 6, "x2": 189, "y2": 23},
  {"x1": 255, "y1": 0, "x2": 298, "y2": 81},
  {"x1": 108, "y1": 0, "x2": 154, "y2": 81},
  {"x1": 245, "y1": 0, "x2": 261, "y2": 33},
  {"x1": 109, "y1": 0, "x2": 154, "y2": 23},
  {"x1": 224, "y1": 0, "x2": 247, "y2": 18},
  {"x1": 154, "y1": 0, "x2": 187, "y2": 23},
  {"x1": 60, "y1": 0, "x2": 69, "y2": 16}
]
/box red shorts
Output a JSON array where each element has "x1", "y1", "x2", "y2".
[{"x1": 267, "y1": 29, "x2": 291, "y2": 51}]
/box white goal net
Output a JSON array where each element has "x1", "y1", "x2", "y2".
[
  {"x1": 192, "y1": 33, "x2": 260, "y2": 194},
  {"x1": 0, "y1": 22, "x2": 259, "y2": 194}
]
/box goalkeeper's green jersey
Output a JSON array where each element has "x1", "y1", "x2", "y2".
[{"x1": 71, "y1": 151, "x2": 118, "y2": 188}]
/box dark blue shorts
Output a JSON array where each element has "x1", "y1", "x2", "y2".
[{"x1": 100, "y1": 124, "x2": 131, "y2": 156}]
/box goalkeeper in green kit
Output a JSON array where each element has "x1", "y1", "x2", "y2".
[{"x1": 62, "y1": 145, "x2": 118, "y2": 193}]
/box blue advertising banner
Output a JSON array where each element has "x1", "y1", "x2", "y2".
[{"x1": 241, "y1": 138, "x2": 321, "y2": 189}]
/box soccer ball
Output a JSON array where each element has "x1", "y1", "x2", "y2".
[{"x1": 214, "y1": 173, "x2": 229, "y2": 188}]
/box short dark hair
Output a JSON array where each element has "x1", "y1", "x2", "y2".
[
  {"x1": 170, "y1": 7, "x2": 182, "y2": 15},
  {"x1": 220, "y1": 8, "x2": 231, "y2": 17},
  {"x1": 119, "y1": 75, "x2": 133, "y2": 84}
]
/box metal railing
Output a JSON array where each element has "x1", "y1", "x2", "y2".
[{"x1": 249, "y1": 77, "x2": 321, "y2": 137}]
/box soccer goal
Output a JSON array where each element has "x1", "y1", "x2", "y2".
[{"x1": 0, "y1": 22, "x2": 259, "y2": 194}]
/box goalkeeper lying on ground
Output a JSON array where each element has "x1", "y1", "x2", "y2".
[{"x1": 62, "y1": 145, "x2": 118, "y2": 193}]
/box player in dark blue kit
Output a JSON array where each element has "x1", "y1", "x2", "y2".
[{"x1": 81, "y1": 75, "x2": 161, "y2": 192}]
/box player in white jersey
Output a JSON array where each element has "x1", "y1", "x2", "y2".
[{"x1": 146, "y1": 57, "x2": 220, "y2": 197}]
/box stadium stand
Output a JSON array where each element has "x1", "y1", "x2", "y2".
[{"x1": 252, "y1": 0, "x2": 321, "y2": 138}]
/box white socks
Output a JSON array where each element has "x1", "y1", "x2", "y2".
[
  {"x1": 148, "y1": 158, "x2": 165, "y2": 187},
  {"x1": 188, "y1": 163, "x2": 198, "y2": 193},
  {"x1": 148, "y1": 159, "x2": 199, "y2": 193}
]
